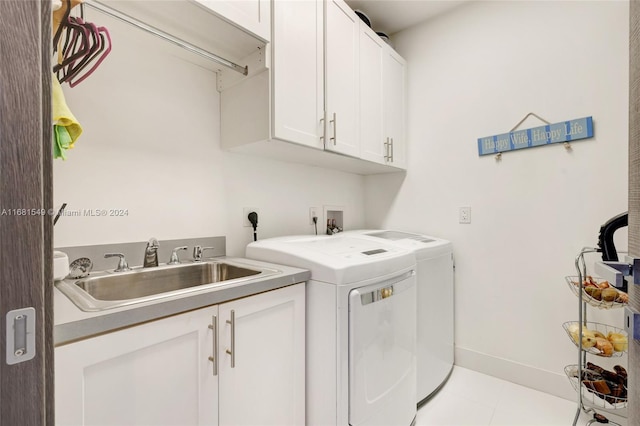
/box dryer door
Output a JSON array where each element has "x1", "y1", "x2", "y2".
[{"x1": 348, "y1": 271, "x2": 417, "y2": 426}]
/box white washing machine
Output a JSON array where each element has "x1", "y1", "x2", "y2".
[
  {"x1": 246, "y1": 235, "x2": 417, "y2": 426},
  {"x1": 343, "y1": 230, "x2": 454, "y2": 405}
]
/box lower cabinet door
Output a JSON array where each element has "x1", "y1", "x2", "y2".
[
  {"x1": 218, "y1": 283, "x2": 305, "y2": 426},
  {"x1": 55, "y1": 307, "x2": 219, "y2": 426}
]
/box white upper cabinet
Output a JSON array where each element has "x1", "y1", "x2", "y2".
[
  {"x1": 219, "y1": 0, "x2": 407, "y2": 174},
  {"x1": 324, "y1": 0, "x2": 360, "y2": 157},
  {"x1": 383, "y1": 48, "x2": 407, "y2": 168},
  {"x1": 193, "y1": 0, "x2": 271, "y2": 42},
  {"x1": 100, "y1": 1, "x2": 267, "y2": 75},
  {"x1": 93, "y1": 0, "x2": 404, "y2": 174},
  {"x1": 271, "y1": 0, "x2": 324, "y2": 148},
  {"x1": 359, "y1": 22, "x2": 406, "y2": 167},
  {"x1": 358, "y1": 22, "x2": 385, "y2": 164}
]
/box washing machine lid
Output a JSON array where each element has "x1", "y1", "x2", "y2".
[
  {"x1": 367, "y1": 230, "x2": 434, "y2": 242},
  {"x1": 246, "y1": 235, "x2": 415, "y2": 285},
  {"x1": 345, "y1": 230, "x2": 453, "y2": 258}
]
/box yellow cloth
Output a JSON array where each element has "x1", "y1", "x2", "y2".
[{"x1": 52, "y1": 73, "x2": 82, "y2": 151}]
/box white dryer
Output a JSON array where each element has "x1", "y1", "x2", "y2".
[
  {"x1": 343, "y1": 230, "x2": 454, "y2": 404},
  {"x1": 246, "y1": 235, "x2": 417, "y2": 426}
]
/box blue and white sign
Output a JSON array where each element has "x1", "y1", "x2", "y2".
[{"x1": 477, "y1": 116, "x2": 594, "y2": 156}]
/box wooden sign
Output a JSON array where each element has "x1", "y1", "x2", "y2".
[{"x1": 477, "y1": 116, "x2": 593, "y2": 156}]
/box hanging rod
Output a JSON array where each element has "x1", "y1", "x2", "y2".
[{"x1": 84, "y1": 0, "x2": 248, "y2": 76}]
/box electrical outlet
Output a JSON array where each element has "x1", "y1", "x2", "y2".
[
  {"x1": 243, "y1": 207, "x2": 260, "y2": 227},
  {"x1": 459, "y1": 206, "x2": 471, "y2": 224},
  {"x1": 309, "y1": 207, "x2": 319, "y2": 225}
]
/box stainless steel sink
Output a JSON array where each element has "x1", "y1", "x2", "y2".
[{"x1": 56, "y1": 260, "x2": 279, "y2": 312}]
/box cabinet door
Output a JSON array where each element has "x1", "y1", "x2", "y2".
[
  {"x1": 272, "y1": 0, "x2": 324, "y2": 149},
  {"x1": 325, "y1": 0, "x2": 359, "y2": 157},
  {"x1": 218, "y1": 283, "x2": 305, "y2": 426},
  {"x1": 194, "y1": 0, "x2": 270, "y2": 42},
  {"x1": 358, "y1": 23, "x2": 386, "y2": 164},
  {"x1": 383, "y1": 48, "x2": 407, "y2": 168},
  {"x1": 55, "y1": 307, "x2": 219, "y2": 426}
]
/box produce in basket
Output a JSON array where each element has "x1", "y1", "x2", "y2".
[
  {"x1": 572, "y1": 363, "x2": 628, "y2": 404},
  {"x1": 571, "y1": 276, "x2": 629, "y2": 304},
  {"x1": 566, "y1": 323, "x2": 628, "y2": 355},
  {"x1": 608, "y1": 332, "x2": 628, "y2": 352},
  {"x1": 567, "y1": 323, "x2": 596, "y2": 348},
  {"x1": 601, "y1": 288, "x2": 618, "y2": 302},
  {"x1": 594, "y1": 337, "x2": 613, "y2": 356}
]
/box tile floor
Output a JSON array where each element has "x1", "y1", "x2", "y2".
[{"x1": 415, "y1": 366, "x2": 627, "y2": 426}]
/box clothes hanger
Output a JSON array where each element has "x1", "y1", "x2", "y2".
[
  {"x1": 64, "y1": 3, "x2": 112, "y2": 86},
  {"x1": 52, "y1": 0, "x2": 72, "y2": 50},
  {"x1": 53, "y1": 0, "x2": 112, "y2": 86},
  {"x1": 68, "y1": 28, "x2": 111, "y2": 87},
  {"x1": 54, "y1": 17, "x2": 90, "y2": 75},
  {"x1": 61, "y1": 17, "x2": 101, "y2": 80}
]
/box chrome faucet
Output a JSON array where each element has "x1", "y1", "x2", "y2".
[
  {"x1": 168, "y1": 246, "x2": 188, "y2": 265},
  {"x1": 104, "y1": 253, "x2": 131, "y2": 272},
  {"x1": 143, "y1": 237, "x2": 159, "y2": 268}
]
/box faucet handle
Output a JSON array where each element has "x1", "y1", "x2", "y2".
[
  {"x1": 193, "y1": 246, "x2": 215, "y2": 261},
  {"x1": 147, "y1": 237, "x2": 159, "y2": 248},
  {"x1": 168, "y1": 246, "x2": 188, "y2": 265},
  {"x1": 104, "y1": 253, "x2": 131, "y2": 272}
]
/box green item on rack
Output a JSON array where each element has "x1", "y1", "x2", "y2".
[{"x1": 54, "y1": 124, "x2": 72, "y2": 160}]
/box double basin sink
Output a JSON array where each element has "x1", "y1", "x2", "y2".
[{"x1": 56, "y1": 260, "x2": 279, "y2": 312}]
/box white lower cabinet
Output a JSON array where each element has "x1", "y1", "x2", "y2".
[
  {"x1": 55, "y1": 283, "x2": 305, "y2": 426},
  {"x1": 218, "y1": 284, "x2": 305, "y2": 425}
]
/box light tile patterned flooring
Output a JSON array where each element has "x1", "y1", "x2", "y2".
[{"x1": 415, "y1": 367, "x2": 628, "y2": 426}]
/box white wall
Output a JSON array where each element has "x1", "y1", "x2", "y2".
[
  {"x1": 365, "y1": 0, "x2": 630, "y2": 400},
  {"x1": 53, "y1": 12, "x2": 365, "y2": 257}
]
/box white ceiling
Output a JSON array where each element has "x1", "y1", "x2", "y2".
[{"x1": 344, "y1": 0, "x2": 469, "y2": 35}]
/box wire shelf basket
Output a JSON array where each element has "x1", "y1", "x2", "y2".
[
  {"x1": 565, "y1": 276, "x2": 628, "y2": 309},
  {"x1": 562, "y1": 321, "x2": 628, "y2": 357},
  {"x1": 565, "y1": 365, "x2": 628, "y2": 410}
]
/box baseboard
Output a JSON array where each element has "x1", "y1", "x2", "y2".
[
  {"x1": 452, "y1": 347, "x2": 628, "y2": 423},
  {"x1": 454, "y1": 346, "x2": 578, "y2": 402}
]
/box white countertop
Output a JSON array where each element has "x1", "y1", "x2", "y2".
[{"x1": 54, "y1": 257, "x2": 310, "y2": 345}]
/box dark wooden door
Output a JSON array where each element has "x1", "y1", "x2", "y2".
[
  {"x1": 629, "y1": 1, "x2": 640, "y2": 423},
  {"x1": 0, "y1": 1, "x2": 53, "y2": 424}
]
